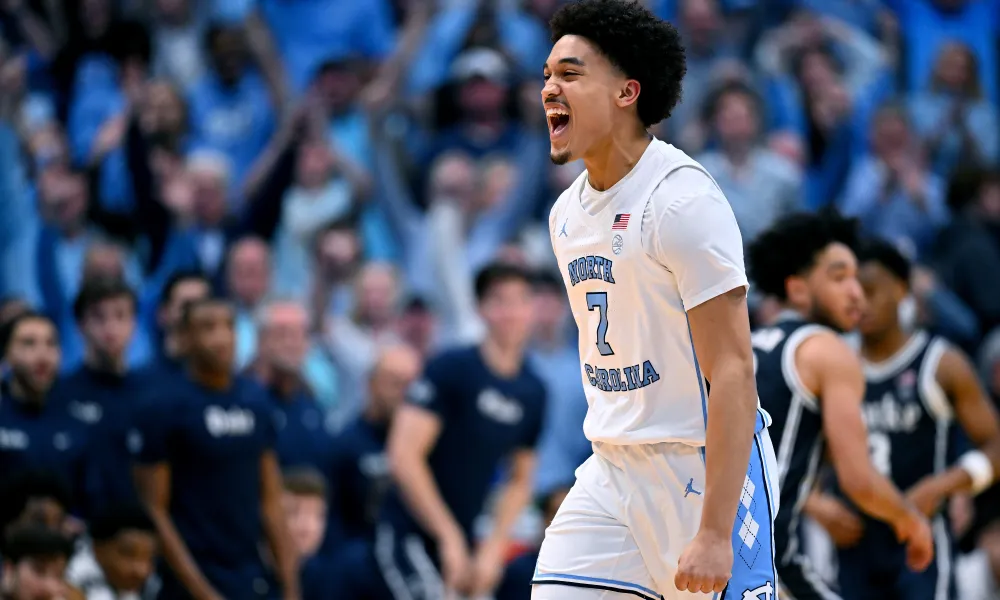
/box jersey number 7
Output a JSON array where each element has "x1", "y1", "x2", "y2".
[{"x1": 586, "y1": 292, "x2": 615, "y2": 356}]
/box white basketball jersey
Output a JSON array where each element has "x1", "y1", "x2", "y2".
[{"x1": 550, "y1": 139, "x2": 757, "y2": 446}]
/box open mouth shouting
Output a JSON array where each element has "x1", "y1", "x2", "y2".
[{"x1": 546, "y1": 102, "x2": 571, "y2": 142}]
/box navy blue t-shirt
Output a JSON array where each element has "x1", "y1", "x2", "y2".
[
  {"x1": 57, "y1": 365, "x2": 148, "y2": 514},
  {"x1": 329, "y1": 416, "x2": 391, "y2": 542},
  {"x1": 379, "y1": 346, "x2": 547, "y2": 546},
  {"x1": 261, "y1": 383, "x2": 336, "y2": 474},
  {"x1": 0, "y1": 380, "x2": 89, "y2": 504},
  {"x1": 129, "y1": 374, "x2": 277, "y2": 596}
]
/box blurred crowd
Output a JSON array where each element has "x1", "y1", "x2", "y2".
[{"x1": 2, "y1": 0, "x2": 1000, "y2": 598}]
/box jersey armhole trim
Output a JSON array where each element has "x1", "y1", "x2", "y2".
[
  {"x1": 918, "y1": 337, "x2": 952, "y2": 423},
  {"x1": 780, "y1": 326, "x2": 824, "y2": 413}
]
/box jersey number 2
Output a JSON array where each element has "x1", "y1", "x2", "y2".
[{"x1": 586, "y1": 292, "x2": 615, "y2": 356}]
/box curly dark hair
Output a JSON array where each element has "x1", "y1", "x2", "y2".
[
  {"x1": 549, "y1": 0, "x2": 686, "y2": 127},
  {"x1": 747, "y1": 210, "x2": 860, "y2": 300}
]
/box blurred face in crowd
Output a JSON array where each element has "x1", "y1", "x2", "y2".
[
  {"x1": 81, "y1": 294, "x2": 136, "y2": 364},
  {"x1": 480, "y1": 158, "x2": 514, "y2": 212},
  {"x1": 10, "y1": 496, "x2": 67, "y2": 533},
  {"x1": 159, "y1": 278, "x2": 210, "y2": 334},
  {"x1": 281, "y1": 492, "x2": 326, "y2": 559},
  {"x1": 79, "y1": 0, "x2": 111, "y2": 38},
  {"x1": 83, "y1": 244, "x2": 126, "y2": 281},
  {"x1": 93, "y1": 530, "x2": 157, "y2": 595},
  {"x1": 155, "y1": 0, "x2": 190, "y2": 24},
  {"x1": 396, "y1": 304, "x2": 436, "y2": 356},
  {"x1": 226, "y1": 239, "x2": 271, "y2": 308},
  {"x1": 714, "y1": 90, "x2": 759, "y2": 150},
  {"x1": 295, "y1": 141, "x2": 334, "y2": 189},
  {"x1": 354, "y1": 264, "x2": 398, "y2": 327},
  {"x1": 532, "y1": 284, "x2": 567, "y2": 339},
  {"x1": 786, "y1": 243, "x2": 864, "y2": 333},
  {"x1": 368, "y1": 344, "x2": 422, "y2": 421},
  {"x1": 429, "y1": 153, "x2": 477, "y2": 211},
  {"x1": 140, "y1": 82, "x2": 186, "y2": 139},
  {"x1": 182, "y1": 302, "x2": 235, "y2": 372},
  {"x1": 681, "y1": 0, "x2": 721, "y2": 50},
  {"x1": 857, "y1": 261, "x2": 907, "y2": 339},
  {"x1": 977, "y1": 180, "x2": 1000, "y2": 223},
  {"x1": 1, "y1": 554, "x2": 69, "y2": 600},
  {"x1": 934, "y1": 42, "x2": 977, "y2": 95},
  {"x1": 258, "y1": 302, "x2": 309, "y2": 374},
  {"x1": 209, "y1": 26, "x2": 248, "y2": 85},
  {"x1": 797, "y1": 49, "x2": 838, "y2": 94},
  {"x1": 190, "y1": 166, "x2": 228, "y2": 226},
  {"x1": 458, "y1": 75, "x2": 508, "y2": 121},
  {"x1": 871, "y1": 110, "x2": 911, "y2": 161},
  {"x1": 314, "y1": 63, "x2": 362, "y2": 114},
  {"x1": 39, "y1": 170, "x2": 88, "y2": 234},
  {"x1": 5, "y1": 318, "x2": 60, "y2": 398},
  {"x1": 316, "y1": 227, "x2": 360, "y2": 282},
  {"x1": 479, "y1": 277, "x2": 534, "y2": 349},
  {"x1": 543, "y1": 34, "x2": 635, "y2": 165}
]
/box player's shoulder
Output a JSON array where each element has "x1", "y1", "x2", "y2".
[
  {"x1": 645, "y1": 143, "x2": 729, "y2": 213},
  {"x1": 798, "y1": 329, "x2": 861, "y2": 374}
]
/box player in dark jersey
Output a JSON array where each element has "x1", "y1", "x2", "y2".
[
  {"x1": 746, "y1": 212, "x2": 934, "y2": 599},
  {"x1": 804, "y1": 239, "x2": 1000, "y2": 600}
]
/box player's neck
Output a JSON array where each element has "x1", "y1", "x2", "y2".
[
  {"x1": 861, "y1": 326, "x2": 910, "y2": 364},
  {"x1": 480, "y1": 336, "x2": 524, "y2": 379},
  {"x1": 583, "y1": 130, "x2": 652, "y2": 192},
  {"x1": 189, "y1": 364, "x2": 232, "y2": 391}
]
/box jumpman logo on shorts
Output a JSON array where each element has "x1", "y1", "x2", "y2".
[
  {"x1": 684, "y1": 478, "x2": 701, "y2": 497},
  {"x1": 559, "y1": 220, "x2": 568, "y2": 237}
]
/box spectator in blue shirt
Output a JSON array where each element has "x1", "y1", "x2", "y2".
[
  {"x1": 0, "y1": 313, "x2": 88, "y2": 505},
  {"x1": 374, "y1": 263, "x2": 546, "y2": 599},
  {"x1": 839, "y1": 102, "x2": 949, "y2": 258},
  {"x1": 909, "y1": 41, "x2": 999, "y2": 177},
  {"x1": 130, "y1": 297, "x2": 298, "y2": 599},
  {"x1": 188, "y1": 22, "x2": 276, "y2": 191}
]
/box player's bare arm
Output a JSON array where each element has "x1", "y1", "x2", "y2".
[
  {"x1": 906, "y1": 346, "x2": 1000, "y2": 515},
  {"x1": 675, "y1": 286, "x2": 757, "y2": 595},
  {"x1": 134, "y1": 463, "x2": 223, "y2": 600},
  {"x1": 386, "y1": 404, "x2": 472, "y2": 594},
  {"x1": 260, "y1": 450, "x2": 301, "y2": 600},
  {"x1": 472, "y1": 449, "x2": 536, "y2": 596},
  {"x1": 799, "y1": 331, "x2": 934, "y2": 571}
]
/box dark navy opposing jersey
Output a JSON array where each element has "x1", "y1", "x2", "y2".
[
  {"x1": 860, "y1": 330, "x2": 952, "y2": 491},
  {"x1": 752, "y1": 318, "x2": 829, "y2": 542}
]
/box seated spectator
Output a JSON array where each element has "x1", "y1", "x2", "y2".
[
  {"x1": 224, "y1": 236, "x2": 271, "y2": 367},
  {"x1": 329, "y1": 343, "x2": 422, "y2": 544},
  {"x1": 909, "y1": 41, "x2": 999, "y2": 177},
  {"x1": 698, "y1": 82, "x2": 803, "y2": 244},
  {"x1": 0, "y1": 470, "x2": 73, "y2": 540},
  {"x1": 130, "y1": 298, "x2": 298, "y2": 599},
  {"x1": 280, "y1": 468, "x2": 332, "y2": 600},
  {"x1": 0, "y1": 314, "x2": 88, "y2": 506},
  {"x1": 248, "y1": 298, "x2": 337, "y2": 471},
  {"x1": 323, "y1": 262, "x2": 404, "y2": 418},
  {"x1": 839, "y1": 102, "x2": 948, "y2": 258},
  {"x1": 0, "y1": 524, "x2": 77, "y2": 600},
  {"x1": 64, "y1": 506, "x2": 158, "y2": 600}
]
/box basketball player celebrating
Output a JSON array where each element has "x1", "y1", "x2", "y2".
[
  {"x1": 809, "y1": 239, "x2": 1000, "y2": 600},
  {"x1": 746, "y1": 212, "x2": 934, "y2": 600},
  {"x1": 534, "y1": 2, "x2": 779, "y2": 598}
]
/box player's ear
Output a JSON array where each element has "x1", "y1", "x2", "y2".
[
  {"x1": 616, "y1": 80, "x2": 640, "y2": 109},
  {"x1": 786, "y1": 276, "x2": 809, "y2": 308}
]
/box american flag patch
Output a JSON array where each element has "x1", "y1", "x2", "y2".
[{"x1": 612, "y1": 213, "x2": 630, "y2": 230}]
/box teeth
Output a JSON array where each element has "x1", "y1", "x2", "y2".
[{"x1": 546, "y1": 108, "x2": 569, "y2": 117}]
